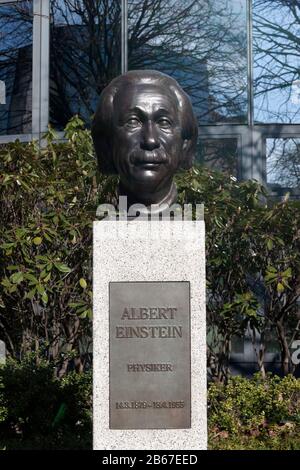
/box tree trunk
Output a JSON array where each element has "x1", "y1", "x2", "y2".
[
  {"x1": 250, "y1": 327, "x2": 266, "y2": 379},
  {"x1": 276, "y1": 320, "x2": 291, "y2": 375}
]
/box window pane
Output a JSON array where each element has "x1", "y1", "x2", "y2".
[
  {"x1": 267, "y1": 138, "x2": 300, "y2": 189},
  {"x1": 128, "y1": 0, "x2": 248, "y2": 125},
  {"x1": 231, "y1": 335, "x2": 245, "y2": 355},
  {"x1": 50, "y1": 0, "x2": 121, "y2": 130},
  {"x1": 0, "y1": 1, "x2": 33, "y2": 135},
  {"x1": 254, "y1": 0, "x2": 300, "y2": 123},
  {"x1": 197, "y1": 138, "x2": 238, "y2": 176},
  {"x1": 265, "y1": 328, "x2": 280, "y2": 356}
]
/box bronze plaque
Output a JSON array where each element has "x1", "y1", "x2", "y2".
[{"x1": 109, "y1": 281, "x2": 191, "y2": 429}]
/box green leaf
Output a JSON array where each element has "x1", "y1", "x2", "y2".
[
  {"x1": 283, "y1": 267, "x2": 292, "y2": 278},
  {"x1": 69, "y1": 301, "x2": 86, "y2": 308},
  {"x1": 76, "y1": 305, "x2": 88, "y2": 314},
  {"x1": 265, "y1": 272, "x2": 277, "y2": 282},
  {"x1": 277, "y1": 283, "x2": 285, "y2": 293},
  {"x1": 36, "y1": 284, "x2": 45, "y2": 295},
  {"x1": 26, "y1": 288, "x2": 36, "y2": 300},
  {"x1": 6, "y1": 265, "x2": 19, "y2": 271},
  {"x1": 42, "y1": 291, "x2": 48, "y2": 304},
  {"x1": 46, "y1": 263, "x2": 53, "y2": 272},
  {"x1": 79, "y1": 278, "x2": 87, "y2": 289},
  {"x1": 54, "y1": 263, "x2": 72, "y2": 273},
  {"x1": 24, "y1": 273, "x2": 38, "y2": 282},
  {"x1": 36, "y1": 255, "x2": 49, "y2": 261},
  {"x1": 86, "y1": 308, "x2": 92, "y2": 319},
  {"x1": 79, "y1": 310, "x2": 88, "y2": 319},
  {"x1": 43, "y1": 272, "x2": 51, "y2": 283},
  {"x1": 78, "y1": 309, "x2": 92, "y2": 319},
  {"x1": 43, "y1": 232, "x2": 52, "y2": 242},
  {"x1": 1, "y1": 278, "x2": 11, "y2": 288},
  {"x1": 266, "y1": 238, "x2": 273, "y2": 250},
  {"x1": 15, "y1": 228, "x2": 26, "y2": 238},
  {"x1": 10, "y1": 272, "x2": 24, "y2": 284},
  {"x1": 1, "y1": 242, "x2": 15, "y2": 250}
]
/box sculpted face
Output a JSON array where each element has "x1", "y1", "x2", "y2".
[
  {"x1": 92, "y1": 71, "x2": 198, "y2": 209},
  {"x1": 112, "y1": 83, "x2": 185, "y2": 204}
]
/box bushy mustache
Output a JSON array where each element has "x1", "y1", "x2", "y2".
[{"x1": 129, "y1": 149, "x2": 168, "y2": 164}]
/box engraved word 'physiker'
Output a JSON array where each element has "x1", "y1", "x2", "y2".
[{"x1": 92, "y1": 70, "x2": 198, "y2": 208}]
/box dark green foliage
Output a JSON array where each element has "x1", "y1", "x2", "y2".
[
  {"x1": 1, "y1": 117, "x2": 300, "y2": 379},
  {"x1": 176, "y1": 167, "x2": 300, "y2": 380},
  {"x1": 208, "y1": 373, "x2": 300, "y2": 450},
  {"x1": 58, "y1": 369, "x2": 92, "y2": 438},
  {"x1": 0, "y1": 357, "x2": 92, "y2": 450},
  {"x1": 0, "y1": 118, "x2": 300, "y2": 381},
  {"x1": 1, "y1": 116, "x2": 300, "y2": 449},
  {"x1": 0, "y1": 118, "x2": 116, "y2": 375},
  {"x1": 0, "y1": 357, "x2": 59, "y2": 437},
  {"x1": 0, "y1": 358, "x2": 299, "y2": 450}
]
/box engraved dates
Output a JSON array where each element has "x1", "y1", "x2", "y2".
[{"x1": 115, "y1": 401, "x2": 185, "y2": 409}]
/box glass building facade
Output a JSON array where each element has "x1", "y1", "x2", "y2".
[{"x1": 1, "y1": 0, "x2": 300, "y2": 197}]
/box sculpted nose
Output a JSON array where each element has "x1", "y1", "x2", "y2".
[{"x1": 140, "y1": 121, "x2": 160, "y2": 150}]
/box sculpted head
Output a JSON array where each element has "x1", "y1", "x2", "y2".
[{"x1": 92, "y1": 70, "x2": 198, "y2": 207}]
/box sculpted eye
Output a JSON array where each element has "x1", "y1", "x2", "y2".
[
  {"x1": 125, "y1": 118, "x2": 141, "y2": 128},
  {"x1": 157, "y1": 118, "x2": 172, "y2": 129}
]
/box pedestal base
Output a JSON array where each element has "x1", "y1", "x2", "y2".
[{"x1": 93, "y1": 220, "x2": 206, "y2": 450}]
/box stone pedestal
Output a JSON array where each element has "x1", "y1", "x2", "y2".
[{"x1": 93, "y1": 220, "x2": 206, "y2": 450}]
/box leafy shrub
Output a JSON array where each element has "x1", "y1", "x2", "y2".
[
  {"x1": 1, "y1": 116, "x2": 300, "y2": 381},
  {"x1": 0, "y1": 118, "x2": 108, "y2": 375},
  {"x1": 0, "y1": 374, "x2": 7, "y2": 425},
  {"x1": 0, "y1": 357, "x2": 92, "y2": 449},
  {"x1": 177, "y1": 168, "x2": 300, "y2": 380},
  {"x1": 58, "y1": 369, "x2": 92, "y2": 439},
  {"x1": 1, "y1": 358, "x2": 299, "y2": 450},
  {"x1": 208, "y1": 373, "x2": 300, "y2": 449},
  {"x1": 0, "y1": 356, "x2": 59, "y2": 438}
]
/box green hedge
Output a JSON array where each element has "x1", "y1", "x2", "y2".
[
  {"x1": 1, "y1": 118, "x2": 300, "y2": 381},
  {"x1": 0, "y1": 357, "x2": 92, "y2": 450},
  {"x1": 209, "y1": 373, "x2": 300, "y2": 450},
  {"x1": 0, "y1": 358, "x2": 299, "y2": 449}
]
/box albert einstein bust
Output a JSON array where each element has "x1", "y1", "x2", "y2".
[{"x1": 92, "y1": 70, "x2": 198, "y2": 210}]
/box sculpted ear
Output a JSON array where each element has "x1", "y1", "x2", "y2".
[{"x1": 180, "y1": 138, "x2": 196, "y2": 170}]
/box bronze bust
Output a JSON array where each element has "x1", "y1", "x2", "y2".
[{"x1": 92, "y1": 70, "x2": 198, "y2": 209}]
